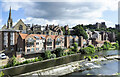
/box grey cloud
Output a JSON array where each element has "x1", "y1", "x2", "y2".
[{"x1": 24, "y1": 2, "x2": 102, "y2": 20}]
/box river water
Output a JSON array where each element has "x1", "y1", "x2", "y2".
[{"x1": 65, "y1": 50, "x2": 120, "y2": 76}]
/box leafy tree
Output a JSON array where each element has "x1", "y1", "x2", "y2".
[
  {"x1": 73, "y1": 42, "x2": 78, "y2": 53},
  {"x1": 61, "y1": 26, "x2": 65, "y2": 35},
  {"x1": 54, "y1": 48, "x2": 63, "y2": 57},
  {"x1": 67, "y1": 29, "x2": 70, "y2": 35},
  {"x1": 80, "y1": 45, "x2": 95, "y2": 54},
  {"x1": 73, "y1": 25, "x2": 88, "y2": 39},
  {"x1": 45, "y1": 50, "x2": 51, "y2": 59}
]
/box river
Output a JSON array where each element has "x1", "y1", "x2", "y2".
[{"x1": 63, "y1": 50, "x2": 120, "y2": 76}]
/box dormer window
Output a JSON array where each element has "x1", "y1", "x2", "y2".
[{"x1": 19, "y1": 25, "x2": 23, "y2": 30}]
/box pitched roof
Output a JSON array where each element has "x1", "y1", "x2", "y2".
[
  {"x1": 46, "y1": 35, "x2": 56, "y2": 39},
  {"x1": 19, "y1": 33, "x2": 28, "y2": 39},
  {"x1": 30, "y1": 34, "x2": 42, "y2": 39}
]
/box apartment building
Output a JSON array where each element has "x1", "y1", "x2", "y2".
[
  {"x1": 0, "y1": 29, "x2": 19, "y2": 51},
  {"x1": 64, "y1": 35, "x2": 84, "y2": 48},
  {"x1": 17, "y1": 34, "x2": 65, "y2": 55},
  {"x1": 17, "y1": 34, "x2": 45, "y2": 55}
]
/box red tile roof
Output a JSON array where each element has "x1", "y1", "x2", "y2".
[
  {"x1": 19, "y1": 33, "x2": 28, "y2": 39},
  {"x1": 30, "y1": 34, "x2": 42, "y2": 39}
]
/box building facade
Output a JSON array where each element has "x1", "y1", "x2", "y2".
[{"x1": 0, "y1": 29, "x2": 19, "y2": 51}]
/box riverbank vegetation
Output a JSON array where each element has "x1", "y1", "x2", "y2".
[
  {"x1": 2, "y1": 41, "x2": 119, "y2": 68},
  {"x1": 80, "y1": 41, "x2": 119, "y2": 55}
]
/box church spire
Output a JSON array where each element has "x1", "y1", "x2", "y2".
[
  {"x1": 8, "y1": 6, "x2": 11, "y2": 20},
  {"x1": 7, "y1": 6, "x2": 13, "y2": 29}
]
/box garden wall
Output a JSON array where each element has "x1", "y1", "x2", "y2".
[{"x1": 0, "y1": 53, "x2": 84, "y2": 76}]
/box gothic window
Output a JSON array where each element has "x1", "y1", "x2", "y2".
[{"x1": 19, "y1": 25, "x2": 23, "y2": 30}]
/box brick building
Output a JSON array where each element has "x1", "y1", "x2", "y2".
[{"x1": 0, "y1": 29, "x2": 19, "y2": 51}]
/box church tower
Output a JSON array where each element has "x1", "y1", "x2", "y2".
[{"x1": 7, "y1": 6, "x2": 13, "y2": 29}]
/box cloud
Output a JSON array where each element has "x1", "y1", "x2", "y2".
[
  {"x1": 20, "y1": 17, "x2": 114, "y2": 28},
  {"x1": 1, "y1": 0, "x2": 119, "y2": 27},
  {"x1": 0, "y1": 19, "x2": 2, "y2": 29}
]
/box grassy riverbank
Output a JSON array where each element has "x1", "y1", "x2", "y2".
[{"x1": 2, "y1": 41, "x2": 119, "y2": 69}]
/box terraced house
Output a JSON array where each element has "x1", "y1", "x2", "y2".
[{"x1": 17, "y1": 34, "x2": 65, "y2": 55}]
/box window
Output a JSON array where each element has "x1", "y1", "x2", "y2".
[
  {"x1": 47, "y1": 47, "x2": 52, "y2": 50},
  {"x1": 70, "y1": 38, "x2": 73, "y2": 46},
  {"x1": 51, "y1": 32, "x2": 53, "y2": 35},
  {"x1": 56, "y1": 38, "x2": 61, "y2": 45},
  {"x1": 36, "y1": 42, "x2": 39, "y2": 45},
  {"x1": 47, "y1": 38, "x2": 52, "y2": 46},
  {"x1": 11, "y1": 47, "x2": 14, "y2": 51},
  {"x1": 36, "y1": 48, "x2": 39, "y2": 51},
  {"x1": 46, "y1": 32, "x2": 49, "y2": 35},
  {"x1": 31, "y1": 48, "x2": 34, "y2": 52},
  {"x1": 10, "y1": 40, "x2": 13, "y2": 45},
  {"x1": 27, "y1": 49, "x2": 30, "y2": 52},
  {"x1": 10, "y1": 32, "x2": 14, "y2": 45},
  {"x1": 19, "y1": 25, "x2": 23, "y2": 30},
  {"x1": 48, "y1": 38, "x2": 52, "y2": 42},
  {"x1": 59, "y1": 32, "x2": 61, "y2": 35},
  {"x1": 47, "y1": 42, "x2": 52, "y2": 46}
]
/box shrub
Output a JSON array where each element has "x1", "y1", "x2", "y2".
[
  {"x1": 113, "y1": 41, "x2": 119, "y2": 49},
  {"x1": 73, "y1": 42, "x2": 78, "y2": 53},
  {"x1": 93, "y1": 55, "x2": 98, "y2": 59},
  {"x1": 96, "y1": 47, "x2": 103, "y2": 51},
  {"x1": 0, "y1": 71, "x2": 4, "y2": 77},
  {"x1": 102, "y1": 41, "x2": 112, "y2": 50},
  {"x1": 45, "y1": 50, "x2": 51, "y2": 59},
  {"x1": 88, "y1": 56, "x2": 92, "y2": 61},
  {"x1": 84, "y1": 56, "x2": 92, "y2": 61},
  {"x1": 88, "y1": 45, "x2": 95, "y2": 49},
  {"x1": 80, "y1": 47, "x2": 95, "y2": 54},
  {"x1": 54, "y1": 48, "x2": 63, "y2": 57},
  {"x1": 68, "y1": 51, "x2": 75, "y2": 55},
  {"x1": 63, "y1": 52, "x2": 68, "y2": 56},
  {"x1": 50, "y1": 54, "x2": 56, "y2": 58},
  {"x1": 38, "y1": 56, "x2": 43, "y2": 61}
]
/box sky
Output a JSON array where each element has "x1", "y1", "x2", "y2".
[{"x1": 0, "y1": 0, "x2": 119, "y2": 29}]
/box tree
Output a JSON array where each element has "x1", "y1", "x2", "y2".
[
  {"x1": 80, "y1": 45, "x2": 95, "y2": 54},
  {"x1": 67, "y1": 29, "x2": 70, "y2": 35},
  {"x1": 61, "y1": 26, "x2": 65, "y2": 35},
  {"x1": 54, "y1": 48, "x2": 63, "y2": 57},
  {"x1": 73, "y1": 42, "x2": 78, "y2": 53},
  {"x1": 45, "y1": 50, "x2": 51, "y2": 59},
  {"x1": 102, "y1": 41, "x2": 111, "y2": 50},
  {"x1": 7, "y1": 55, "x2": 18, "y2": 66},
  {"x1": 73, "y1": 25, "x2": 88, "y2": 39},
  {"x1": 117, "y1": 32, "x2": 120, "y2": 45}
]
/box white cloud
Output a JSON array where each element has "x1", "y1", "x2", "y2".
[
  {"x1": 1, "y1": 0, "x2": 119, "y2": 27},
  {"x1": 0, "y1": 19, "x2": 2, "y2": 29},
  {"x1": 20, "y1": 17, "x2": 114, "y2": 28}
]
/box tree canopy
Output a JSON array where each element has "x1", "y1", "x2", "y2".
[{"x1": 72, "y1": 25, "x2": 88, "y2": 39}]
